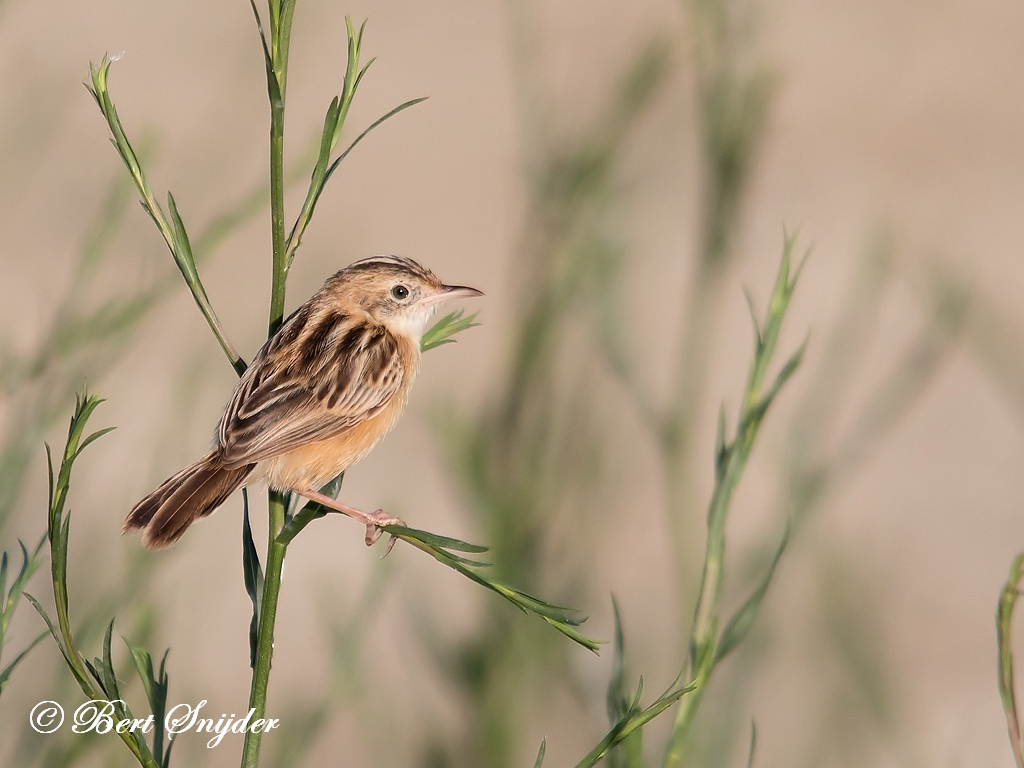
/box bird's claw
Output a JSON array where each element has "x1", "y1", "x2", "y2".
[{"x1": 363, "y1": 509, "x2": 405, "y2": 556}]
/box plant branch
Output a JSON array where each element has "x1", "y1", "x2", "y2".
[
  {"x1": 662, "y1": 237, "x2": 805, "y2": 768},
  {"x1": 0, "y1": 533, "x2": 47, "y2": 696},
  {"x1": 283, "y1": 19, "x2": 426, "y2": 270},
  {"x1": 275, "y1": 498, "x2": 600, "y2": 653},
  {"x1": 87, "y1": 57, "x2": 245, "y2": 376},
  {"x1": 27, "y1": 392, "x2": 172, "y2": 768}
]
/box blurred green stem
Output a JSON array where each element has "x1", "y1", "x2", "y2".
[
  {"x1": 663, "y1": 239, "x2": 804, "y2": 768},
  {"x1": 998, "y1": 552, "x2": 1024, "y2": 768},
  {"x1": 661, "y1": 260, "x2": 728, "y2": 583},
  {"x1": 659, "y1": 0, "x2": 771, "y2": 619}
]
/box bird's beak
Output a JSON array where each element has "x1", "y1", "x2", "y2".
[
  {"x1": 442, "y1": 284, "x2": 484, "y2": 299},
  {"x1": 419, "y1": 284, "x2": 484, "y2": 306}
]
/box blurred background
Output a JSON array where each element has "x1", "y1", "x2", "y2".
[{"x1": 1, "y1": 0, "x2": 1024, "y2": 766}]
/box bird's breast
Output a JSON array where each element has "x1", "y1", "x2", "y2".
[{"x1": 257, "y1": 387, "x2": 411, "y2": 492}]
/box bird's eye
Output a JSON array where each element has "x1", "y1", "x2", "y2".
[{"x1": 391, "y1": 284, "x2": 410, "y2": 300}]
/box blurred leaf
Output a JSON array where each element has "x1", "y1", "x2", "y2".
[
  {"x1": 0, "y1": 631, "x2": 46, "y2": 695},
  {"x1": 1, "y1": 533, "x2": 45, "y2": 634},
  {"x1": 533, "y1": 738, "x2": 547, "y2": 768},
  {"x1": 575, "y1": 680, "x2": 696, "y2": 768},
  {"x1": 666, "y1": 240, "x2": 806, "y2": 766},
  {"x1": 716, "y1": 521, "x2": 790, "y2": 663},
  {"x1": 607, "y1": 597, "x2": 628, "y2": 722},
  {"x1": 743, "y1": 287, "x2": 763, "y2": 352},
  {"x1": 998, "y1": 551, "x2": 1024, "y2": 768},
  {"x1": 606, "y1": 597, "x2": 644, "y2": 768}
]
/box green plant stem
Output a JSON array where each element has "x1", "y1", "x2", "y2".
[
  {"x1": 998, "y1": 551, "x2": 1024, "y2": 768},
  {"x1": 28, "y1": 394, "x2": 162, "y2": 768},
  {"x1": 246, "y1": 4, "x2": 295, "y2": 763},
  {"x1": 264, "y1": 0, "x2": 296, "y2": 336},
  {"x1": 662, "y1": 448, "x2": 743, "y2": 764},
  {"x1": 268, "y1": 110, "x2": 288, "y2": 334},
  {"x1": 661, "y1": 259, "x2": 729, "y2": 606},
  {"x1": 663, "y1": 240, "x2": 804, "y2": 768},
  {"x1": 241, "y1": 493, "x2": 288, "y2": 768}
]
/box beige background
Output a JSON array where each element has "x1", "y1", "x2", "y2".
[{"x1": 1, "y1": 0, "x2": 1023, "y2": 766}]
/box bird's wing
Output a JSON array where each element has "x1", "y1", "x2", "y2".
[{"x1": 217, "y1": 308, "x2": 406, "y2": 466}]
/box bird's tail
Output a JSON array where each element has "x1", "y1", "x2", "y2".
[{"x1": 124, "y1": 451, "x2": 254, "y2": 549}]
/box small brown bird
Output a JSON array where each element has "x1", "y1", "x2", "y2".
[{"x1": 125, "y1": 255, "x2": 482, "y2": 549}]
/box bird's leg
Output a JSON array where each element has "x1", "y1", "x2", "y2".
[{"x1": 296, "y1": 488, "x2": 405, "y2": 554}]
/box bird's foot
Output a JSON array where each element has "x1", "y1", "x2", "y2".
[
  {"x1": 295, "y1": 488, "x2": 405, "y2": 555},
  {"x1": 364, "y1": 509, "x2": 405, "y2": 556}
]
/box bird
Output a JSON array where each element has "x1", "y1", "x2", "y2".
[{"x1": 124, "y1": 254, "x2": 482, "y2": 550}]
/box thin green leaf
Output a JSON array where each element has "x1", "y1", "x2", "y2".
[
  {"x1": 284, "y1": 93, "x2": 429, "y2": 269},
  {"x1": 0, "y1": 552, "x2": 7, "y2": 619},
  {"x1": 385, "y1": 525, "x2": 488, "y2": 554},
  {"x1": 2, "y1": 534, "x2": 47, "y2": 634},
  {"x1": 716, "y1": 521, "x2": 791, "y2": 664},
  {"x1": 75, "y1": 426, "x2": 117, "y2": 459},
  {"x1": 88, "y1": 58, "x2": 244, "y2": 375},
  {"x1": 746, "y1": 335, "x2": 809, "y2": 428},
  {"x1": 743, "y1": 286, "x2": 762, "y2": 351},
  {"x1": 607, "y1": 596, "x2": 628, "y2": 722},
  {"x1": 421, "y1": 310, "x2": 481, "y2": 352},
  {"x1": 84, "y1": 658, "x2": 102, "y2": 690},
  {"x1": 380, "y1": 524, "x2": 601, "y2": 652},
  {"x1": 162, "y1": 735, "x2": 176, "y2": 768},
  {"x1": 99, "y1": 618, "x2": 120, "y2": 701},
  {"x1": 242, "y1": 490, "x2": 264, "y2": 669},
  {"x1": 605, "y1": 597, "x2": 644, "y2": 768},
  {"x1": 24, "y1": 594, "x2": 70, "y2": 668},
  {"x1": 998, "y1": 551, "x2": 1024, "y2": 768},
  {"x1": 353, "y1": 57, "x2": 375, "y2": 92},
  {"x1": 0, "y1": 631, "x2": 47, "y2": 693},
  {"x1": 127, "y1": 641, "x2": 157, "y2": 712},
  {"x1": 249, "y1": 0, "x2": 283, "y2": 110},
  {"x1": 714, "y1": 404, "x2": 728, "y2": 481},
  {"x1": 126, "y1": 641, "x2": 171, "y2": 765},
  {"x1": 533, "y1": 738, "x2": 547, "y2": 768},
  {"x1": 574, "y1": 681, "x2": 696, "y2": 768},
  {"x1": 45, "y1": 443, "x2": 54, "y2": 514},
  {"x1": 322, "y1": 97, "x2": 428, "y2": 186}
]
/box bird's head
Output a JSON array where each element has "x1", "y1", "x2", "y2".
[{"x1": 329, "y1": 255, "x2": 482, "y2": 342}]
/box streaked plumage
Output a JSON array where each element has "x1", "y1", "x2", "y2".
[{"x1": 125, "y1": 255, "x2": 481, "y2": 549}]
